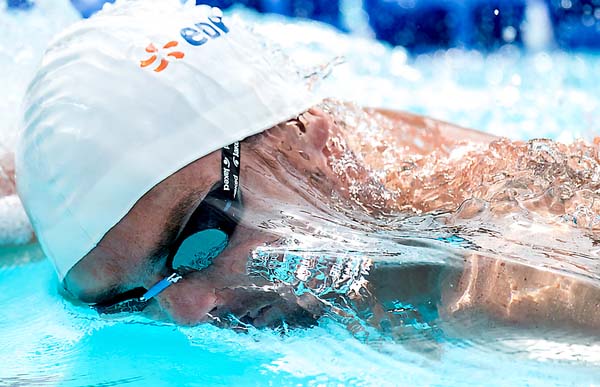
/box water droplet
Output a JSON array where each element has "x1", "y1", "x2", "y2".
[
  {"x1": 560, "y1": 0, "x2": 572, "y2": 9},
  {"x1": 502, "y1": 26, "x2": 517, "y2": 43}
]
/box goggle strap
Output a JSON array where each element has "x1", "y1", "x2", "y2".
[{"x1": 221, "y1": 142, "x2": 240, "y2": 201}]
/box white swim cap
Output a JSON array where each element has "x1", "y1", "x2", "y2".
[{"x1": 17, "y1": 0, "x2": 319, "y2": 280}]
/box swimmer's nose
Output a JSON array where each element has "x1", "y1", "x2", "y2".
[
  {"x1": 149, "y1": 275, "x2": 219, "y2": 325},
  {"x1": 302, "y1": 108, "x2": 332, "y2": 150},
  {"x1": 146, "y1": 272, "x2": 297, "y2": 327}
]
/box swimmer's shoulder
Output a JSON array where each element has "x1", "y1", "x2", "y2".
[
  {"x1": 316, "y1": 98, "x2": 498, "y2": 145},
  {"x1": 364, "y1": 106, "x2": 499, "y2": 145}
]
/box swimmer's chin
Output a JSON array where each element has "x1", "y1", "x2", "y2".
[
  {"x1": 220, "y1": 308, "x2": 319, "y2": 332},
  {"x1": 213, "y1": 304, "x2": 320, "y2": 331},
  {"x1": 142, "y1": 296, "x2": 321, "y2": 329}
]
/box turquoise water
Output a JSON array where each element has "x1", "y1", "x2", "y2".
[
  {"x1": 2, "y1": 5, "x2": 600, "y2": 387},
  {"x1": 2, "y1": 247, "x2": 599, "y2": 386}
]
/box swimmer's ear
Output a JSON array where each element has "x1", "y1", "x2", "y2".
[{"x1": 299, "y1": 108, "x2": 332, "y2": 150}]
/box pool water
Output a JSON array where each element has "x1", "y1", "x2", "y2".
[
  {"x1": 2, "y1": 2, "x2": 600, "y2": 387},
  {"x1": 2, "y1": 247, "x2": 599, "y2": 386}
]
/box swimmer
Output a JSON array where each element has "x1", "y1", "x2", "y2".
[{"x1": 12, "y1": 2, "x2": 600, "y2": 333}]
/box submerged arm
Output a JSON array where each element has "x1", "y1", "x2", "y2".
[
  {"x1": 0, "y1": 148, "x2": 35, "y2": 246},
  {"x1": 0, "y1": 148, "x2": 16, "y2": 197}
]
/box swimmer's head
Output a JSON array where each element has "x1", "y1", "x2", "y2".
[{"x1": 17, "y1": 0, "x2": 319, "y2": 281}]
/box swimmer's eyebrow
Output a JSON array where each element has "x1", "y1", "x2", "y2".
[{"x1": 80, "y1": 183, "x2": 214, "y2": 304}]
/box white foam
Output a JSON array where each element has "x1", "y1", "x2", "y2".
[{"x1": 0, "y1": 194, "x2": 33, "y2": 245}]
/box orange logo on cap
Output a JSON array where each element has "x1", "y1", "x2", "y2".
[{"x1": 140, "y1": 41, "x2": 185, "y2": 72}]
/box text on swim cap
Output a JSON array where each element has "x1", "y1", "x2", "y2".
[
  {"x1": 180, "y1": 15, "x2": 229, "y2": 46},
  {"x1": 140, "y1": 11, "x2": 230, "y2": 73}
]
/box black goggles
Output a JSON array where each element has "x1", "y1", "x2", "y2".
[{"x1": 92, "y1": 143, "x2": 243, "y2": 315}]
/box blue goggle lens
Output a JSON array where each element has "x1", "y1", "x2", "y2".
[{"x1": 172, "y1": 229, "x2": 229, "y2": 272}]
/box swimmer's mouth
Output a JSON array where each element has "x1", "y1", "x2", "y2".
[
  {"x1": 239, "y1": 305, "x2": 273, "y2": 326},
  {"x1": 211, "y1": 304, "x2": 318, "y2": 330}
]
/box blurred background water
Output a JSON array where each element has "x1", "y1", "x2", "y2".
[
  {"x1": 1, "y1": 0, "x2": 600, "y2": 386},
  {"x1": 2, "y1": 0, "x2": 600, "y2": 151},
  {"x1": 63, "y1": 0, "x2": 600, "y2": 50}
]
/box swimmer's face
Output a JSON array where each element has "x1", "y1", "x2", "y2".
[{"x1": 64, "y1": 109, "x2": 336, "y2": 326}]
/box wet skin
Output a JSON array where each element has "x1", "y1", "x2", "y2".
[
  {"x1": 64, "y1": 108, "x2": 336, "y2": 326},
  {"x1": 32, "y1": 102, "x2": 600, "y2": 330}
]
